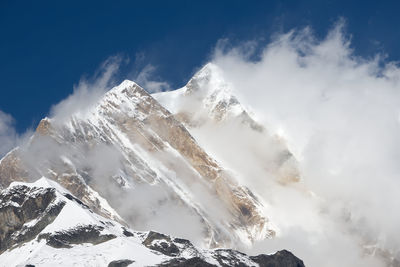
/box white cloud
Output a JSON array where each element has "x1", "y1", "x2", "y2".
[
  {"x1": 0, "y1": 111, "x2": 33, "y2": 158},
  {"x1": 209, "y1": 20, "x2": 400, "y2": 266},
  {"x1": 49, "y1": 56, "x2": 122, "y2": 121},
  {"x1": 0, "y1": 56, "x2": 123, "y2": 158},
  {"x1": 135, "y1": 64, "x2": 171, "y2": 93}
]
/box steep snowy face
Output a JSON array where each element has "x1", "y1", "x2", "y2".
[
  {"x1": 0, "y1": 80, "x2": 274, "y2": 248},
  {"x1": 185, "y1": 63, "x2": 244, "y2": 121},
  {"x1": 153, "y1": 64, "x2": 301, "y2": 192}
]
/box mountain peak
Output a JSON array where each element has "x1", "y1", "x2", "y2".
[
  {"x1": 103, "y1": 79, "x2": 152, "y2": 103},
  {"x1": 119, "y1": 79, "x2": 137, "y2": 87},
  {"x1": 186, "y1": 63, "x2": 222, "y2": 93},
  {"x1": 110, "y1": 79, "x2": 139, "y2": 92},
  {"x1": 103, "y1": 79, "x2": 147, "y2": 99},
  {"x1": 193, "y1": 62, "x2": 218, "y2": 78},
  {"x1": 36, "y1": 117, "x2": 52, "y2": 135}
]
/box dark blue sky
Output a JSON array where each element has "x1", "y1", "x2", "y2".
[{"x1": 1, "y1": 0, "x2": 400, "y2": 133}]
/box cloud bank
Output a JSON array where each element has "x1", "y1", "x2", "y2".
[
  {"x1": 210, "y1": 21, "x2": 400, "y2": 266},
  {"x1": 136, "y1": 64, "x2": 171, "y2": 93}
]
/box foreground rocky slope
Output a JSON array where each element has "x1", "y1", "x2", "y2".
[{"x1": 0, "y1": 179, "x2": 305, "y2": 267}]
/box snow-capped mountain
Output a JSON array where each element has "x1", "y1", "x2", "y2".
[{"x1": 0, "y1": 64, "x2": 307, "y2": 266}]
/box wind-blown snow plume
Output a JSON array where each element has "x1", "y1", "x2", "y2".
[
  {"x1": 210, "y1": 21, "x2": 400, "y2": 266},
  {"x1": 49, "y1": 56, "x2": 123, "y2": 122},
  {"x1": 0, "y1": 111, "x2": 33, "y2": 158},
  {"x1": 136, "y1": 64, "x2": 171, "y2": 93},
  {"x1": 0, "y1": 111, "x2": 17, "y2": 157}
]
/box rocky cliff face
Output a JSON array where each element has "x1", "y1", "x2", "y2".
[{"x1": 0, "y1": 185, "x2": 63, "y2": 253}]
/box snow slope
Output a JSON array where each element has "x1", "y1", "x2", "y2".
[{"x1": 0, "y1": 179, "x2": 304, "y2": 267}]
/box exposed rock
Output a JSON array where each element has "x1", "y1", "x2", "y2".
[
  {"x1": 250, "y1": 250, "x2": 305, "y2": 267},
  {"x1": 108, "y1": 259, "x2": 134, "y2": 267},
  {"x1": 0, "y1": 185, "x2": 65, "y2": 253},
  {"x1": 35, "y1": 117, "x2": 52, "y2": 135},
  {"x1": 143, "y1": 231, "x2": 182, "y2": 256},
  {"x1": 0, "y1": 149, "x2": 29, "y2": 189},
  {"x1": 143, "y1": 231, "x2": 305, "y2": 267},
  {"x1": 122, "y1": 227, "x2": 134, "y2": 237},
  {"x1": 158, "y1": 247, "x2": 305, "y2": 267},
  {"x1": 159, "y1": 257, "x2": 215, "y2": 267},
  {"x1": 38, "y1": 224, "x2": 116, "y2": 248}
]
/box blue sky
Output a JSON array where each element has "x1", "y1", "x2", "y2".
[{"x1": 1, "y1": 0, "x2": 400, "y2": 133}]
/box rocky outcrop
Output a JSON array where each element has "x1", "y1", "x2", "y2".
[
  {"x1": 159, "y1": 257, "x2": 215, "y2": 266},
  {"x1": 158, "y1": 249, "x2": 305, "y2": 267},
  {"x1": 108, "y1": 259, "x2": 134, "y2": 267},
  {"x1": 0, "y1": 185, "x2": 65, "y2": 253},
  {"x1": 250, "y1": 250, "x2": 305, "y2": 267},
  {"x1": 38, "y1": 224, "x2": 116, "y2": 248},
  {"x1": 142, "y1": 230, "x2": 305, "y2": 267},
  {"x1": 143, "y1": 231, "x2": 198, "y2": 257},
  {"x1": 0, "y1": 181, "x2": 115, "y2": 253}
]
